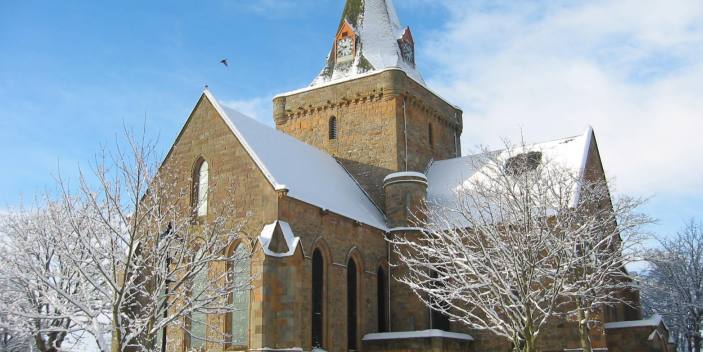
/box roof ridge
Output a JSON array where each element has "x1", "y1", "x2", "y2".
[
  {"x1": 203, "y1": 89, "x2": 287, "y2": 191},
  {"x1": 202, "y1": 89, "x2": 388, "y2": 231},
  {"x1": 439, "y1": 130, "x2": 590, "y2": 163}
]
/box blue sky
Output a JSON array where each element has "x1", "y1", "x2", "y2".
[{"x1": 1, "y1": 0, "x2": 701, "y2": 243}]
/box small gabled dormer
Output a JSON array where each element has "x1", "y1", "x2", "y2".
[
  {"x1": 335, "y1": 20, "x2": 357, "y2": 64},
  {"x1": 398, "y1": 26, "x2": 415, "y2": 67}
]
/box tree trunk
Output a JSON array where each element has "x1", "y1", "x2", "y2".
[
  {"x1": 524, "y1": 333, "x2": 537, "y2": 352},
  {"x1": 695, "y1": 318, "x2": 702, "y2": 352},
  {"x1": 33, "y1": 332, "x2": 62, "y2": 352},
  {"x1": 576, "y1": 301, "x2": 593, "y2": 352},
  {"x1": 112, "y1": 307, "x2": 122, "y2": 352},
  {"x1": 686, "y1": 317, "x2": 701, "y2": 352},
  {"x1": 519, "y1": 322, "x2": 539, "y2": 352},
  {"x1": 693, "y1": 334, "x2": 700, "y2": 352}
]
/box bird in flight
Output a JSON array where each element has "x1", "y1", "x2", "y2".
[{"x1": 219, "y1": 58, "x2": 229, "y2": 67}]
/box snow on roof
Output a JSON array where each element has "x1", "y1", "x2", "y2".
[
  {"x1": 383, "y1": 171, "x2": 427, "y2": 184},
  {"x1": 203, "y1": 90, "x2": 388, "y2": 231},
  {"x1": 426, "y1": 128, "x2": 594, "y2": 228},
  {"x1": 277, "y1": 68, "x2": 432, "y2": 101},
  {"x1": 259, "y1": 221, "x2": 300, "y2": 258},
  {"x1": 310, "y1": 0, "x2": 425, "y2": 87},
  {"x1": 604, "y1": 314, "x2": 663, "y2": 330},
  {"x1": 363, "y1": 329, "x2": 473, "y2": 341}
]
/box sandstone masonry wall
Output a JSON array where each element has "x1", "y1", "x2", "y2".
[
  {"x1": 160, "y1": 95, "x2": 280, "y2": 351},
  {"x1": 274, "y1": 69, "x2": 462, "y2": 210},
  {"x1": 278, "y1": 196, "x2": 388, "y2": 352}
]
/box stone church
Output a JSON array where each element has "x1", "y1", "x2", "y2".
[{"x1": 159, "y1": 0, "x2": 674, "y2": 351}]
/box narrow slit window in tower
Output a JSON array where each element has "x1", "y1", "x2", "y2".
[{"x1": 329, "y1": 116, "x2": 337, "y2": 140}]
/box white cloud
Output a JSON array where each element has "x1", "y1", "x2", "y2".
[
  {"x1": 422, "y1": 0, "x2": 703, "y2": 195},
  {"x1": 222, "y1": 97, "x2": 274, "y2": 126}
]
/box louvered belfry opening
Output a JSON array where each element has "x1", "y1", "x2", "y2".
[
  {"x1": 329, "y1": 116, "x2": 337, "y2": 140},
  {"x1": 428, "y1": 122, "x2": 434, "y2": 148}
]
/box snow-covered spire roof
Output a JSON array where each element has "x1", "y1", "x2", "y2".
[{"x1": 310, "y1": 0, "x2": 425, "y2": 87}]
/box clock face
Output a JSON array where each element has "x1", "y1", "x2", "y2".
[{"x1": 336, "y1": 37, "x2": 354, "y2": 62}]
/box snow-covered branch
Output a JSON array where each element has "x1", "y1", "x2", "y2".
[
  {"x1": 390, "y1": 140, "x2": 649, "y2": 352},
  {"x1": 641, "y1": 219, "x2": 703, "y2": 352},
  {"x1": 1, "y1": 129, "x2": 254, "y2": 352}
]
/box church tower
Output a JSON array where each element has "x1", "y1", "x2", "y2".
[{"x1": 273, "y1": 0, "x2": 463, "y2": 211}]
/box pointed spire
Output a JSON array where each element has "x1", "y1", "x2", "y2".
[{"x1": 311, "y1": 0, "x2": 425, "y2": 87}]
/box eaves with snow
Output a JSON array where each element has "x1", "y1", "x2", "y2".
[
  {"x1": 204, "y1": 90, "x2": 388, "y2": 231},
  {"x1": 310, "y1": 0, "x2": 425, "y2": 87},
  {"x1": 425, "y1": 129, "x2": 597, "y2": 228},
  {"x1": 204, "y1": 89, "x2": 599, "y2": 233}
]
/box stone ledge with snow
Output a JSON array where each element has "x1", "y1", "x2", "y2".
[{"x1": 362, "y1": 329, "x2": 473, "y2": 351}]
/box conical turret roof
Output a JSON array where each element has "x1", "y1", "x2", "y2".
[{"x1": 311, "y1": 0, "x2": 425, "y2": 87}]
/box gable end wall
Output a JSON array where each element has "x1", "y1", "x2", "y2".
[{"x1": 160, "y1": 95, "x2": 280, "y2": 351}]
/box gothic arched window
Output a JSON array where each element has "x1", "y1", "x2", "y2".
[
  {"x1": 228, "y1": 244, "x2": 250, "y2": 348},
  {"x1": 192, "y1": 158, "x2": 209, "y2": 217},
  {"x1": 312, "y1": 249, "x2": 325, "y2": 348},
  {"x1": 430, "y1": 270, "x2": 450, "y2": 331},
  {"x1": 347, "y1": 258, "x2": 359, "y2": 351},
  {"x1": 329, "y1": 116, "x2": 337, "y2": 140},
  {"x1": 377, "y1": 267, "x2": 388, "y2": 332},
  {"x1": 189, "y1": 266, "x2": 208, "y2": 350}
]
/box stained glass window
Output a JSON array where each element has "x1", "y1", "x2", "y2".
[
  {"x1": 190, "y1": 266, "x2": 207, "y2": 350},
  {"x1": 230, "y1": 245, "x2": 250, "y2": 347}
]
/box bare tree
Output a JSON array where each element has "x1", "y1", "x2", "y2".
[
  {"x1": 391, "y1": 141, "x2": 648, "y2": 352},
  {"x1": 640, "y1": 273, "x2": 688, "y2": 352},
  {"x1": 1, "y1": 130, "x2": 253, "y2": 352},
  {"x1": 0, "y1": 201, "x2": 88, "y2": 352},
  {"x1": 0, "y1": 322, "x2": 32, "y2": 352},
  {"x1": 643, "y1": 219, "x2": 703, "y2": 352},
  {"x1": 559, "y1": 182, "x2": 649, "y2": 352},
  {"x1": 0, "y1": 278, "x2": 34, "y2": 352}
]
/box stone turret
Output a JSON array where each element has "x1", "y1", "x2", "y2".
[
  {"x1": 383, "y1": 171, "x2": 427, "y2": 228},
  {"x1": 273, "y1": 96, "x2": 287, "y2": 125},
  {"x1": 383, "y1": 171, "x2": 434, "y2": 333}
]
